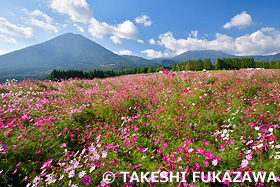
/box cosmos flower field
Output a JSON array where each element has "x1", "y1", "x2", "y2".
[{"x1": 1, "y1": 70, "x2": 280, "y2": 187}]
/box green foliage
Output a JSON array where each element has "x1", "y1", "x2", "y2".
[
  {"x1": 203, "y1": 59, "x2": 212, "y2": 70},
  {"x1": 48, "y1": 66, "x2": 153, "y2": 80},
  {"x1": 214, "y1": 58, "x2": 222, "y2": 70},
  {"x1": 147, "y1": 66, "x2": 153, "y2": 73}
]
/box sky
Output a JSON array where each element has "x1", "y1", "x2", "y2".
[{"x1": 0, "y1": 0, "x2": 280, "y2": 58}]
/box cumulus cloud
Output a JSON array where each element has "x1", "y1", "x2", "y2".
[
  {"x1": 49, "y1": 0, "x2": 140, "y2": 43},
  {"x1": 73, "y1": 23, "x2": 84, "y2": 32},
  {"x1": 50, "y1": 0, "x2": 92, "y2": 23},
  {"x1": 149, "y1": 38, "x2": 156, "y2": 45},
  {"x1": 156, "y1": 31, "x2": 235, "y2": 55},
  {"x1": 151, "y1": 27, "x2": 280, "y2": 56},
  {"x1": 189, "y1": 30, "x2": 198, "y2": 38},
  {"x1": 135, "y1": 15, "x2": 152, "y2": 27},
  {"x1": 0, "y1": 17, "x2": 33, "y2": 38},
  {"x1": 119, "y1": 50, "x2": 132, "y2": 55},
  {"x1": 223, "y1": 11, "x2": 253, "y2": 29},
  {"x1": 235, "y1": 27, "x2": 280, "y2": 55},
  {"x1": 24, "y1": 9, "x2": 59, "y2": 33},
  {"x1": 109, "y1": 36, "x2": 121, "y2": 44},
  {"x1": 0, "y1": 35, "x2": 17, "y2": 44},
  {"x1": 137, "y1": 39, "x2": 144, "y2": 43},
  {"x1": 88, "y1": 18, "x2": 139, "y2": 44},
  {"x1": 141, "y1": 49, "x2": 171, "y2": 58}
]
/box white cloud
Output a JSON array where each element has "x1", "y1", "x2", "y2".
[
  {"x1": 73, "y1": 23, "x2": 84, "y2": 32},
  {"x1": 135, "y1": 15, "x2": 152, "y2": 27},
  {"x1": 110, "y1": 36, "x2": 121, "y2": 44},
  {"x1": 137, "y1": 39, "x2": 144, "y2": 43},
  {"x1": 156, "y1": 31, "x2": 234, "y2": 55},
  {"x1": 0, "y1": 35, "x2": 16, "y2": 43},
  {"x1": 24, "y1": 9, "x2": 59, "y2": 33},
  {"x1": 223, "y1": 11, "x2": 253, "y2": 29},
  {"x1": 189, "y1": 30, "x2": 198, "y2": 38},
  {"x1": 24, "y1": 9, "x2": 53, "y2": 22},
  {"x1": 153, "y1": 27, "x2": 280, "y2": 56},
  {"x1": 49, "y1": 0, "x2": 140, "y2": 43},
  {"x1": 0, "y1": 50, "x2": 6, "y2": 55},
  {"x1": 88, "y1": 18, "x2": 139, "y2": 44},
  {"x1": 119, "y1": 50, "x2": 132, "y2": 55},
  {"x1": 149, "y1": 38, "x2": 156, "y2": 45},
  {"x1": 112, "y1": 51, "x2": 118, "y2": 54},
  {"x1": 141, "y1": 49, "x2": 170, "y2": 58},
  {"x1": 0, "y1": 17, "x2": 33, "y2": 38},
  {"x1": 235, "y1": 27, "x2": 280, "y2": 55},
  {"x1": 50, "y1": 0, "x2": 92, "y2": 24}
]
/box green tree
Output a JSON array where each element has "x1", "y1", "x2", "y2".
[
  {"x1": 214, "y1": 58, "x2": 222, "y2": 70},
  {"x1": 276, "y1": 61, "x2": 280, "y2": 69},
  {"x1": 156, "y1": 65, "x2": 160, "y2": 72},
  {"x1": 203, "y1": 59, "x2": 212, "y2": 70},
  {"x1": 147, "y1": 66, "x2": 153, "y2": 73}
]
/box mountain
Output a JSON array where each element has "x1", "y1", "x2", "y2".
[
  {"x1": 121, "y1": 55, "x2": 157, "y2": 67},
  {"x1": 152, "y1": 50, "x2": 235, "y2": 66},
  {"x1": 173, "y1": 50, "x2": 235, "y2": 62},
  {"x1": 0, "y1": 33, "x2": 151, "y2": 81},
  {"x1": 252, "y1": 53, "x2": 280, "y2": 62}
]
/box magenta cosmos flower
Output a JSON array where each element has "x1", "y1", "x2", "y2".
[
  {"x1": 124, "y1": 140, "x2": 130, "y2": 146},
  {"x1": 96, "y1": 160, "x2": 102, "y2": 168},
  {"x1": 82, "y1": 175, "x2": 91, "y2": 185},
  {"x1": 162, "y1": 142, "x2": 168, "y2": 148}
]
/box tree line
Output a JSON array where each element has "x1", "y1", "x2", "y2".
[
  {"x1": 171, "y1": 59, "x2": 212, "y2": 71},
  {"x1": 171, "y1": 57, "x2": 280, "y2": 71},
  {"x1": 48, "y1": 66, "x2": 154, "y2": 80}
]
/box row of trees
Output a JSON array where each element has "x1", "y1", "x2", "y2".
[
  {"x1": 48, "y1": 66, "x2": 155, "y2": 80},
  {"x1": 171, "y1": 59, "x2": 213, "y2": 71},
  {"x1": 170, "y1": 58, "x2": 280, "y2": 71},
  {"x1": 214, "y1": 58, "x2": 280, "y2": 70}
]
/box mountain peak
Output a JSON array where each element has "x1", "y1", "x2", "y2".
[
  {"x1": 53, "y1": 32, "x2": 86, "y2": 39},
  {"x1": 0, "y1": 33, "x2": 142, "y2": 80}
]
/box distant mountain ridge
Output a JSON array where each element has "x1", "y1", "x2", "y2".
[
  {"x1": 152, "y1": 50, "x2": 280, "y2": 67},
  {"x1": 0, "y1": 33, "x2": 153, "y2": 80},
  {"x1": 0, "y1": 33, "x2": 280, "y2": 81}
]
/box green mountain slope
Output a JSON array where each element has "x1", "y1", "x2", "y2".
[{"x1": 0, "y1": 33, "x2": 142, "y2": 80}]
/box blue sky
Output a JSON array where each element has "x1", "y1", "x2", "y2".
[{"x1": 0, "y1": 0, "x2": 280, "y2": 58}]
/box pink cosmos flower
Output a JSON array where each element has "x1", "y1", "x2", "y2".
[
  {"x1": 185, "y1": 139, "x2": 191, "y2": 145},
  {"x1": 212, "y1": 159, "x2": 218, "y2": 166},
  {"x1": 16, "y1": 162, "x2": 21, "y2": 167},
  {"x1": 124, "y1": 140, "x2": 130, "y2": 146},
  {"x1": 246, "y1": 154, "x2": 252, "y2": 160},
  {"x1": 203, "y1": 160, "x2": 209, "y2": 167},
  {"x1": 162, "y1": 142, "x2": 168, "y2": 148},
  {"x1": 96, "y1": 160, "x2": 102, "y2": 168},
  {"x1": 12, "y1": 168, "x2": 17, "y2": 174},
  {"x1": 220, "y1": 144, "x2": 225, "y2": 151},
  {"x1": 82, "y1": 175, "x2": 91, "y2": 185},
  {"x1": 241, "y1": 159, "x2": 249, "y2": 168},
  {"x1": 60, "y1": 143, "x2": 67, "y2": 148}
]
